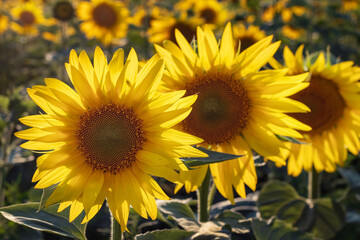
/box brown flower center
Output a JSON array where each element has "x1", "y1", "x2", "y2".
[
  {"x1": 289, "y1": 76, "x2": 345, "y2": 135},
  {"x1": 53, "y1": 1, "x2": 74, "y2": 21},
  {"x1": 169, "y1": 22, "x2": 196, "y2": 43},
  {"x1": 19, "y1": 11, "x2": 35, "y2": 26},
  {"x1": 200, "y1": 8, "x2": 217, "y2": 23},
  {"x1": 76, "y1": 103, "x2": 146, "y2": 174},
  {"x1": 236, "y1": 36, "x2": 257, "y2": 52},
  {"x1": 92, "y1": 3, "x2": 117, "y2": 28},
  {"x1": 183, "y1": 73, "x2": 251, "y2": 144}
]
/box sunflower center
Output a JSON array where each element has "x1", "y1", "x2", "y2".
[
  {"x1": 200, "y1": 8, "x2": 217, "y2": 23},
  {"x1": 289, "y1": 76, "x2": 345, "y2": 135},
  {"x1": 236, "y1": 36, "x2": 256, "y2": 51},
  {"x1": 76, "y1": 103, "x2": 146, "y2": 174},
  {"x1": 19, "y1": 11, "x2": 35, "y2": 26},
  {"x1": 53, "y1": 1, "x2": 74, "y2": 21},
  {"x1": 183, "y1": 73, "x2": 250, "y2": 144},
  {"x1": 92, "y1": 3, "x2": 117, "y2": 28},
  {"x1": 169, "y1": 22, "x2": 196, "y2": 43}
]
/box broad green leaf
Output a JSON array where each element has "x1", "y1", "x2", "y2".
[
  {"x1": 39, "y1": 184, "x2": 58, "y2": 210},
  {"x1": 194, "y1": 221, "x2": 230, "y2": 239},
  {"x1": 311, "y1": 198, "x2": 346, "y2": 239},
  {"x1": 210, "y1": 193, "x2": 258, "y2": 216},
  {"x1": 338, "y1": 167, "x2": 360, "y2": 189},
  {"x1": 257, "y1": 180, "x2": 300, "y2": 219},
  {"x1": 157, "y1": 200, "x2": 200, "y2": 231},
  {"x1": 258, "y1": 180, "x2": 346, "y2": 239},
  {"x1": 251, "y1": 218, "x2": 314, "y2": 240},
  {"x1": 181, "y1": 146, "x2": 243, "y2": 168},
  {"x1": 0, "y1": 203, "x2": 87, "y2": 240},
  {"x1": 0, "y1": 95, "x2": 10, "y2": 112},
  {"x1": 135, "y1": 229, "x2": 195, "y2": 240},
  {"x1": 213, "y1": 210, "x2": 251, "y2": 234}
]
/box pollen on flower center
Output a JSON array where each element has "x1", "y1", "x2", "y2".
[
  {"x1": 183, "y1": 73, "x2": 251, "y2": 144},
  {"x1": 200, "y1": 8, "x2": 217, "y2": 23},
  {"x1": 92, "y1": 3, "x2": 117, "y2": 28},
  {"x1": 19, "y1": 11, "x2": 35, "y2": 26},
  {"x1": 76, "y1": 103, "x2": 146, "y2": 174},
  {"x1": 289, "y1": 76, "x2": 346, "y2": 135}
]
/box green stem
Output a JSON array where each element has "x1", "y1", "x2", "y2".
[
  {"x1": 308, "y1": 169, "x2": 320, "y2": 200},
  {"x1": 197, "y1": 167, "x2": 210, "y2": 222},
  {"x1": 208, "y1": 181, "x2": 217, "y2": 209},
  {"x1": 111, "y1": 213, "x2": 122, "y2": 240}
]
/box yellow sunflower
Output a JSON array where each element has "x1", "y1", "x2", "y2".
[
  {"x1": 192, "y1": 0, "x2": 233, "y2": 29},
  {"x1": 15, "y1": 47, "x2": 206, "y2": 231},
  {"x1": 0, "y1": 13, "x2": 9, "y2": 34},
  {"x1": 269, "y1": 46, "x2": 360, "y2": 176},
  {"x1": 155, "y1": 23, "x2": 310, "y2": 203},
  {"x1": 282, "y1": 25, "x2": 305, "y2": 40},
  {"x1": 233, "y1": 23, "x2": 267, "y2": 52},
  {"x1": 10, "y1": 1, "x2": 45, "y2": 35},
  {"x1": 262, "y1": 6, "x2": 275, "y2": 22},
  {"x1": 174, "y1": 0, "x2": 196, "y2": 11},
  {"x1": 342, "y1": 0, "x2": 359, "y2": 11},
  {"x1": 77, "y1": 0, "x2": 129, "y2": 46},
  {"x1": 52, "y1": 0, "x2": 75, "y2": 22},
  {"x1": 129, "y1": 5, "x2": 163, "y2": 29},
  {"x1": 148, "y1": 11, "x2": 201, "y2": 44}
]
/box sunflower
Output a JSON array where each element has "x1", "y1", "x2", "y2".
[
  {"x1": 0, "y1": 13, "x2": 9, "y2": 34},
  {"x1": 174, "y1": 0, "x2": 196, "y2": 11},
  {"x1": 269, "y1": 45, "x2": 360, "y2": 176},
  {"x1": 192, "y1": 0, "x2": 233, "y2": 29},
  {"x1": 148, "y1": 11, "x2": 201, "y2": 44},
  {"x1": 53, "y1": 0, "x2": 75, "y2": 22},
  {"x1": 10, "y1": 1, "x2": 45, "y2": 35},
  {"x1": 342, "y1": 0, "x2": 359, "y2": 11},
  {"x1": 77, "y1": 0, "x2": 129, "y2": 46},
  {"x1": 155, "y1": 23, "x2": 310, "y2": 203},
  {"x1": 15, "y1": 47, "x2": 207, "y2": 231},
  {"x1": 129, "y1": 5, "x2": 163, "y2": 29},
  {"x1": 282, "y1": 25, "x2": 305, "y2": 40},
  {"x1": 233, "y1": 23, "x2": 267, "y2": 52}
]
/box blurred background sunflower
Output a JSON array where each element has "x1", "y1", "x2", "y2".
[
  {"x1": 77, "y1": 0, "x2": 129, "y2": 46},
  {"x1": 10, "y1": 1, "x2": 45, "y2": 36}
]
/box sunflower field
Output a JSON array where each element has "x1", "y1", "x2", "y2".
[{"x1": 1, "y1": 0, "x2": 360, "y2": 239}]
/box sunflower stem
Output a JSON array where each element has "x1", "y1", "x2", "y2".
[
  {"x1": 197, "y1": 167, "x2": 210, "y2": 222},
  {"x1": 308, "y1": 169, "x2": 320, "y2": 199},
  {"x1": 208, "y1": 181, "x2": 217, "y2": 208},
  {"x1": 111, "y1": 213, "x2": 122, "y2": 240}
]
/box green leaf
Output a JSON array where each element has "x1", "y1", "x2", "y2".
[
  {"x1": 39, "y1": 184, "x2": 58, "y2": 210},
  {"x1": 135, "y1": 229, "x2": 195, "y2": 240},
  {"x1": 251, "y1": 218, "x2": 315, "y2": 240},
  {"x1": 213, "y1": 210, "x2": 251, "y2": 234},
  {"x1": 276, "y1": 135, "x2": 308, "y2": 145},
  {"x1": 257, "y1": 180, "x2": 300, "y2": 219},
  {"x1": 210, "y1": 192, "x2": 258, "y2": 216},
  {"x1": 0, "y1": 202, "x2": 87, "y2": 240},
  {"x1": 181, "y1": 146, "x2": 243, "y2": 168},
  {"x1": 194, "y1": 221, "x2": 231, "y2": 239},
  {"x1": 311, "y1": 198, "x2": 346, "y2": 239},
  {"x1": 258, "y1": 180, "x2": 346, "y2": 239},
  {"x1": 157, "y1": 200, "x2": 200, "y2": 231},
  {"x1": 338, "y1": 167, "x2": 360, "y2": 189},
  {"x1": 0, "y1": 95, "x2": 10, "y2": 112}
]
